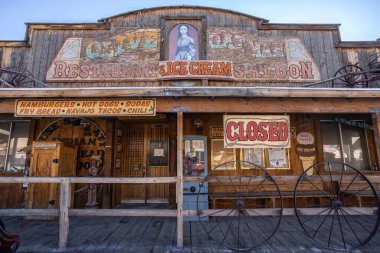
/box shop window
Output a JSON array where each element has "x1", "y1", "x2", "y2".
[
  {"x1": 320, "y1": 121, "x2": 370, "y2": 170},
  {"x1": 0, "y1": 121, "x2": 30, "y2": 172}
]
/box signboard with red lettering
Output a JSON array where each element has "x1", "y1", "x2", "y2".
[
  {"x1": 223, "y1": 115, "x2": 290, "y2": 148},
  {"x1": 15, "y1": 99, "x2": 156, "y2": 117}
]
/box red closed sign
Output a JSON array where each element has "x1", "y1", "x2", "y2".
[{"x1": 223, "y1": 115, "x2": 290, "y2": 148}]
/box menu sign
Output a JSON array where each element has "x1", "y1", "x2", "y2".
[{"x1": 15, "y1": 99, "x2": 156, "y2": 117}]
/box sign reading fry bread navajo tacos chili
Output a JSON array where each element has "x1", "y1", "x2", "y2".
[
  {"x1": 15, "y1": 99, "x2": 156, "y2": 117},
  {"x1": 223, "y1": 115, "x2": 290, "y2": 148}
]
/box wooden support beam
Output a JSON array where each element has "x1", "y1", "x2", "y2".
[
  {"x1": 0, "y1": 176, "x2": 178, "y2": 184},
  {"x1": 58, "y1": 178, "x2": 70, "y2": 249},
  {"x1": 372, "y1": 113, "x2": 380, "y2": 166},
  {"x1": 176, "y1": 111, "x2": 184, "y2": 248},
  {"x1": 102, "y1": 119, "x2": 114, "y2": 208},
  {"x1": 70, "y1": 209, "x2": 176, "y2": 217}
]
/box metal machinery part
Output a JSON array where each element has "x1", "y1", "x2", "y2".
[
  {"x1": 294, "y1": 161, "x2": 380, "y2": 250},
  {"x1": 197, "y1": 161, "x2": 283, "y2": 251},
  {"x1": 0, "y1": 67, "x2": 50, "y2": 88},
  {"x1": 331, "y1": 65, "x2": 369, "y2": 88}
]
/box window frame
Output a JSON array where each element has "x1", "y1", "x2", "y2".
[
  {"x1": 320, "y1": 119, "x2": 371, "y2": 170},
  {"x1": 0, "y1": 120, "x2": 31, "y2": 172}
]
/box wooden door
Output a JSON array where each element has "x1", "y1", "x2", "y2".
[
  {"x1": 120, "y1": 123, "x2": 170, "y2": 203},
  {"x1": 28, "y1": 142, "x2": 60, "y2": 209}
]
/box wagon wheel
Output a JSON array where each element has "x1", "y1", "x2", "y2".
[
  {"x1": 0, "y1": 67, "x2": 37, "y2": 87},
  {"x1": 331, "y1": 65, "x2": 368, "y2": 88},
  {"x1": 368, "y1": 53, "x2": 380, "y2": 73},
  {"x1": 294, "y1": 161, "x2": 380, "y2": 250},
  {"x1": 197, "y1": 161, "x2": 283, "y2": 251}
]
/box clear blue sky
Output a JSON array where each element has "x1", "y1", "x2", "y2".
[{"x1": 1, "y1": 0, "x2": 379, "y2": 41}]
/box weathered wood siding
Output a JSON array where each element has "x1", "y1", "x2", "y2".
[{"x1": 0, "y1": 6, "x2": 379, "y2": 88}]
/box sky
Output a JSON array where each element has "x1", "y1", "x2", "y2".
[{"x1": 0, "y1": 0, "x2": 379, "y2": 41}]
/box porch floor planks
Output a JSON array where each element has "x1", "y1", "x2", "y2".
[
  {"x1": 95, "y1": 216, "x2": 142, "y2": 252},
  {"x1": 113, "y1": 216, "x2": 154, "y2": 252},
  {"x1": 2, "y1": 215, "x2": 380, "y2": 253},
  {"x1": 152, "y1": 217, "x2": 176, "y2": 253},
  {"x1": 72, "y1": 216, "x2": 120, "y2": 252}
]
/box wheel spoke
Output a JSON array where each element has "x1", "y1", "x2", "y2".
[
  {"x1": 341, "y1": 185, "x2": 371, "y2": 203},
  {"x1": 336, "y1": 209, "x2": 346, "y2": 249},
  {"x1": 312, "y1": 207, "x2": 333, "y2": 238},
  {"x1": 327, "y1": 209, "x2": 337, "y2": 248},
  {"x1": 340, "y1": 208, "x2": 371, "y2": 233},
  {"x1": 339, "y1": 173, "x2": 359, "y2": 199},
  {"x1": 302, "y1": 175, "x2": 334, "y2": 199},
  {"x1": 314, "y1": 166, "x2": 336, "y2": 199},
  {"x1": 338, "y1": 208, "x2": 362, "y2": 245},
  {"x1": 220, "y1": 210, "x2": 238, "y2": 246},
  {"x1": 301, "y1": 206, "x2": 332, "y2": 224},
  {"x1": 242, "y1": 212, "x2": 256, "y2": 248}
]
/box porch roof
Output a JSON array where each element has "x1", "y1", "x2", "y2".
[{"x1": 0, "y1": 86, "x2": 380, "y2": 99}]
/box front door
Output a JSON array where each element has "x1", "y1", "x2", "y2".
[{"x1": 119, "y1": 123, "x2": 170, "y2": 203}]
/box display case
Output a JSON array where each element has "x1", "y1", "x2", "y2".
[{"x1": 183, "y1": 135, "x2": 208, "y2": 221}]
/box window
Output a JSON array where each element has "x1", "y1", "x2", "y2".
[
  {"x1": 320, "y1": 121, "x2": 370, "y2": 170},
  {"x1": 0, "y1": 121, "x2": 30, "y2": 172}
]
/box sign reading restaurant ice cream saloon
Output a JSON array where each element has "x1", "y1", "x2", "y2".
[
  {"x1": 46, "y1": 27, "x2": 320, "y2": 82},
  {"x1": 15, "y1": 99, "x2": 156, "y2": 117},
  {"x1": 224, "y1": 115, "x2": 290, "y2": 148}
]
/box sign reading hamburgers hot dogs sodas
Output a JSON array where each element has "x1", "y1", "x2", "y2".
[{"x1": 223, "y1": 115, "x2": 290, "y2": 148}]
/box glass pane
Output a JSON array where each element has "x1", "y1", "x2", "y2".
[
  {"x1": 6, "y1": 121, "x2": 30, "y2": 172},
  {"x1": 341, "y1": 124, "x2": 370, "y2": 170},
  {"x1": 321, "y1": 122, "x2": 342, "y2": 164},
  {"x1": 0, "y1": 122, "x2": 11, "y2": 172},
  {"x1": 183, "y1": 139, "x2": 206, "y2": 176}
]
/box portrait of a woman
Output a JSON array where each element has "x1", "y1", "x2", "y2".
[{"x1": 169, "y1": 24, "x2": 198, "y2": 61}]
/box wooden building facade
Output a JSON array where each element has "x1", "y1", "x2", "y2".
[{"x1": 1, "y1": 5, "x2": 380, "y2": 235}]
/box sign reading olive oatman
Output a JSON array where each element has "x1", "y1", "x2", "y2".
[
  {"x1": 223, "y1": 115, "x2": 290, "y2": 148},
  {"x1": 46, "y1": 27, "x2": 320, "y2": 82},
  {"x1": 15, "y1": 99, "x2": 156, "y2": 117}
]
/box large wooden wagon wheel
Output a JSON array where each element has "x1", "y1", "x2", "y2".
[
  {"x1": 331, "y1": 65, "x2": 368, "y2": 88},
  {"x1": 294, "y1": 162, "x2": 380, "y2": 250},
  {"x1": 0, "y1": 67, "x2": 36, "y2": 87},
  {"x1": 197, "y1": 161, "x2": 283, "y2": 251}
]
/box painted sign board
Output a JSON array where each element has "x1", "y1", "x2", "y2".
[
  {"x1": 15, "y1": 99, "x2": 156, "y2": 117},
  {"x1": 46, "y1": 28, "x2": 160, "y2": 81},
  {"x1": 223, "y1": 115, "x2": 290, "y2": 148},
  {"x1": 46, "y1": 27, "x2": 320, "y2": 83}
]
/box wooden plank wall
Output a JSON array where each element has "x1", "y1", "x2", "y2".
[{"x1": 0, "y1": 7, "x2": 378, "y2": 88}]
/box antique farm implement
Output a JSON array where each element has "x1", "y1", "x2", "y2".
[{"x1": 196, "y1": 161, "x2": 380, "y2": 251}]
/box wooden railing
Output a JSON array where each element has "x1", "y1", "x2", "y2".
[{"x1": 0, "y1": 175, "x2": 379, "y2": 249}]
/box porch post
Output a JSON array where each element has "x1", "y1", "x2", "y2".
[
  {"x1": 176, "y1": 111, "x2": 183, "y2": 248},
  {"x1": 59, "y1": 178, "x2": 70, "y2": 248},
  {"x1": 372, "y1": 112, "x2": 380, "y2": 166}
]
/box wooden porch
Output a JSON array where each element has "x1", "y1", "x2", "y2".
[{"x1": 2, "y1": 213, "x2": 380, "y2": 253}]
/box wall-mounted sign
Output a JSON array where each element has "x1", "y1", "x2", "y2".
[
  {"x1": 15, "y1": 99, "x2": 156, "y2": 117},
  {"x1": 159, "y1": 60, "x2": 233, "y2": 80},
  {"x1": 223, "y1": 115, "x2": 290, "y2": 148},
  {"x1": 168, "y1": 23, "x2": 199, "y2": 61},
  {"x1": 207, "y1": 28, "x2": 321, "y2": 82},
  {"x1": 210, "y1": 126, "x2": 224, "y2": 138},
  {"x1": 46, "y1": 27, "x2": 320, "y2": 83},
  {"x1": 46, "y1": 28, "x2": 160, "y2": 81},
  {"x1": 296, "y1": 132, "x2": 315, "y2": 145},
  {"x1": 334, "y1": 118, "x2": 373, "y2": 130}
]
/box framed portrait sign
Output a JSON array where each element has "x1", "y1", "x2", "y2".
[
  {"x1": 148, "y1": 140, "x2": 169, "y2": 166},
  {"x1": 168, "y1": 23, "x2": 199, "y2": 61}
]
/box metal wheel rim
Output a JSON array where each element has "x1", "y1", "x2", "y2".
[
  {"x1": 197, "y1": 160, "x2": 283, "y2": 251},
  {"x1": 294, "y1": 161, "x2": 380, "y2": 250}
]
